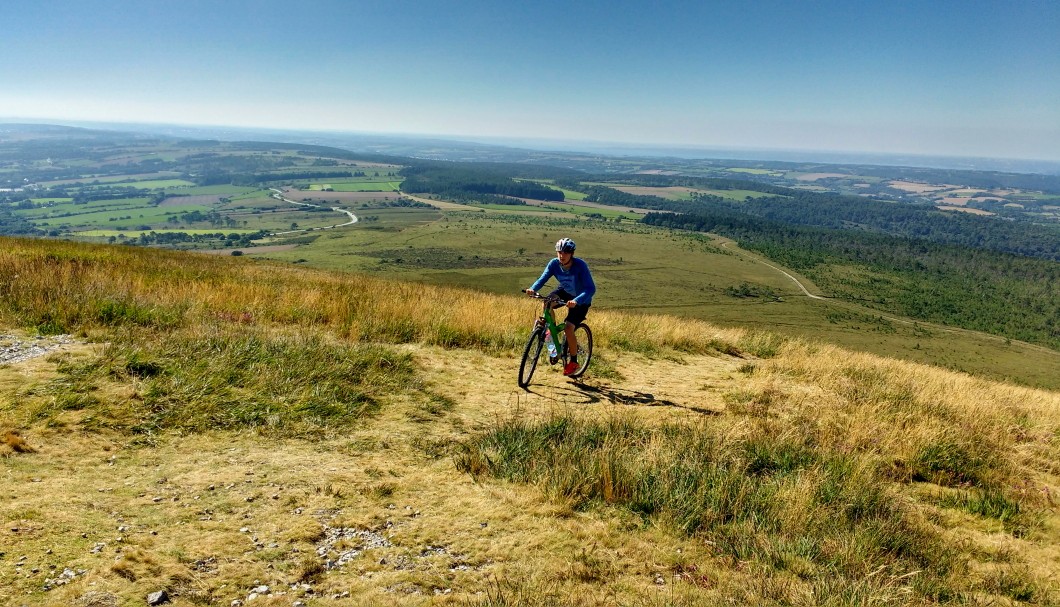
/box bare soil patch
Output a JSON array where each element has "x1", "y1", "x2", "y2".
[
  {"x1": 796, "y1": 173, "x2": 848, "y2": 181},
  {"x1": 887, "y1": 181, "x2": 950, "y2": 193},
  {"x1": 611, "y1": 186, "x2": 697, "y2": 200}
]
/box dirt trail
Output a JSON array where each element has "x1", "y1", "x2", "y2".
[
  {"x1": 717, "y1": 237, "x2": 823, "y2": 299},
  {"x1": 411, "y1": 344, "x2": 741, "y2": 428}
]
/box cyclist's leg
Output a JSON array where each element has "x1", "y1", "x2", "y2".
[
  {"x1": 564, "y1": 303, "x2": 590, "y2": 357},
  {"x1": 546, "y1": 288, "x2": 574, "y2": 311}
]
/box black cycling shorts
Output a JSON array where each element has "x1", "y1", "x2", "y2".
[{"x1": 548, "y1": 288, "x2": 591, "y2": 326}]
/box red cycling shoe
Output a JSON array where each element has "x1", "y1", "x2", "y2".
[{"x1": 563, "y1": 361, "x2": 579, "y2": 376}]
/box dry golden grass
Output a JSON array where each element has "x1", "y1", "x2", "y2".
[
  {"x1": 1, "y1": 236, "x2": 1059, "y2": 605},
  {"x1": 758, "y1": 340, "x2": 1060, "y2": 487},
  {"x1": 2, "y1": 427, "x2": 36, "y2": 455},
  {"x1": 4, "y1": 339, "x2": 1060, "y2": 605}
]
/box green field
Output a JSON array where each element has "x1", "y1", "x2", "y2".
[
  {"x1": 702, "y1": 188, "x2": 776, "y2": 200},
  {"x1": 468, "y1": 203, "x2": 554, "y2": 213},
  {"x1": 30, "y1": 204, "x2": 211, "y2": 228},
  {"x1": 516, "y1": 179, "x2": 586, "y2": 201},
  {"x1": 78, "y1": 228, "x2": 262, "y2": 237},
  {"x1": 83, "y1": 178, "x2": 196, "y2": 189},
  {"x1": 558, "y1": 188, "x2": 586, "y2": 201},
  {"x1": 164, "y1": 185, "x2": 263, "y2": 196},
  {"x1": 15, "y1": 197, "x2": 163, "y2": 219},
  {"x1": 543, "y1": 202, "x2": 642, "y2": 220},
  {"x1": 586, "y1": 183, "x2": 777, "y2": 202},
  {"x1": 34, "y1": 172, "x2": 183, "y2": 187}
]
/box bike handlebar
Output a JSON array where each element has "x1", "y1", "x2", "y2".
[{"x1": 521, "y1": 291, "x2": 569, "y2": 306}]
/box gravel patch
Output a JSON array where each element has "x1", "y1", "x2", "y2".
[{"x1": 0, "y1": 334, "x2": 77, "y2": 365}]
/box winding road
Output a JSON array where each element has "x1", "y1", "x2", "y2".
[{"x1": 268, "y1": 188, "x2": 358, "y2": 235}]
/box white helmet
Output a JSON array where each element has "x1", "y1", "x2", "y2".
[{"x1": 555, "y1": 238, "x2": 576, "y2": 253}]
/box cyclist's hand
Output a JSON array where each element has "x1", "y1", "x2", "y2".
[
  {"x1": 525, "y1": 289, "x2": 536, "y2": 296},
  {"x1": 566, "y1": 300, "x2": 577, "y2": 309}
]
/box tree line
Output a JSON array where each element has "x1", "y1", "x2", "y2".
[
  {"x1": 565, "y1": 180, "x2": 1060, "y2": 263},
  {"x1": 642, "y1": 209, "x2": 1060, "y2": 349},
  {"x1": 399, "y1": 166, "x2": 564, "y2": 202}
]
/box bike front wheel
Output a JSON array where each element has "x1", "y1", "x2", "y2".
[
  {"x1": 518, "y1": 327, "x2": 546, "y2": 388},
  {"x1": 562, "y1": 324, "x2": 593, "y2": 378}
]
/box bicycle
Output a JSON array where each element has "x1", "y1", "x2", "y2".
[{"x1": 517, "y1": 293, "x2": 593, "y2": 389}]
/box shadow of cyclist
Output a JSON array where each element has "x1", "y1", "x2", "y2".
[{"x1": 562, "y1": 379, "x2": 721, "y2": 416}]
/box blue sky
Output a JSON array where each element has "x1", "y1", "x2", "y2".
[{"x1": 1, "y1": 0, "x2": 1058, "y2": 160}]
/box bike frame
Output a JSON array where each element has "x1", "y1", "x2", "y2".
[{"x1": 533, "y1": 295, "x2": 569, "y2": 359}]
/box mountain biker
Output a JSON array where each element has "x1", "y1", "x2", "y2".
[{"x1": 525, "y1": 237, "x2": 596, "y2": 376}]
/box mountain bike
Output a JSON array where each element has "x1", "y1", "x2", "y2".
[{"x1": 518, "y1": 293, "x2": 592, "y2": 389}]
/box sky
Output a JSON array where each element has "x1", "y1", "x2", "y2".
[{"x1": 1, "y1": 0, "x2": 1058, "y2": 161}]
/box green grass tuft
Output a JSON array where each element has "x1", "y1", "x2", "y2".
[
  {"x1": 458, "y1": 412, "x2": 964, "y2": 600},
  {"x1": 36, "y1": 327, "x2": 422, "y2": 438}
]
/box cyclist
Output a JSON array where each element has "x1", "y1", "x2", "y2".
[{"x1": 525, "y1": 237, "x2": 596, "y2": 376}]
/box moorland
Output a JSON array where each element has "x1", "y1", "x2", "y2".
[{"x1": 1, "y1": 123, "x2": 1059, "y2": 606}]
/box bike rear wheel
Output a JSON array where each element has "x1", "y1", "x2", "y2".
[
  {"x1": 518, "y1": 327, "x2": 546, "y2": 388},
  {"x1": 562, "y1": 324, "x2": 593, "y2": 378}
]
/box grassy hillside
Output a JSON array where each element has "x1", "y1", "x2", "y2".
[
  {"x1": 6, "y1": 132, "x2": 1059, "y2": 391},
  {"x1": 250, "y1": 211, "x2": 1060, "y2": 390},
  {"x1": 1, "y1": 237, "x2": 1058, "y2": 606}
]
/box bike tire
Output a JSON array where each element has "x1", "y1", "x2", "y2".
[
  {"x1": 518, "y1": 327, "x2": 546, "y2": 388},
  {"x1": 563, "y1": 324, "x2": 593, "y2": 378}
]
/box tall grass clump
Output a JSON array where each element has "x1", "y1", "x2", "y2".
[
  {"x1": 32, "y1": 326, "x2": 421, "y2": 438},
  {"x1": 753, "y1": 341, "x2": 1060, "y2": 512},
  {"x1": 589, "y1": 310, "x2": 764, "y2": 358},
  {"x1": 458, "y1": 412, "x2": 965, "y2": 603}
]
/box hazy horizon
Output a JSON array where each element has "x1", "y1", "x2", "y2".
[
  {"x1": 2, "y1": 1, "x2": 1058, "y2": 161},
  {"x1": 7, "y1": 116, "x2": 1060, "y2": 177}
]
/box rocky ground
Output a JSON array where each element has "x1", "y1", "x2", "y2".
[{"x1": 0, "y1": 334, "x2": 77, "y2": 366}]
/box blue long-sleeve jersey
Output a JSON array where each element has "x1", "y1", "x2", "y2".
[{"x1": 530, "y1": 257, "x2": 596, "y2": 305}]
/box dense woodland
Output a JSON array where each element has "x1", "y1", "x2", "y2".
[
  {"x1": 567, "y1": 177, "x2": 1060, "y2": 262},
  {"x1": 399, "y1": 165, "x2": 565, "y2": 202},
  {"x1": 643, "y1": 209, "x2": 1060, "y2": 349}
]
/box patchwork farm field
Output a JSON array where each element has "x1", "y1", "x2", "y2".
[
  {"x1": 15, "y1": 198, "x2": 211, "y2": 229},
  {"x1": 77, "y1": 228, "x2": 263, "y2": 237},
  {"x1": 33, "y1": 171, "x2": 186, "y2": 187}
]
